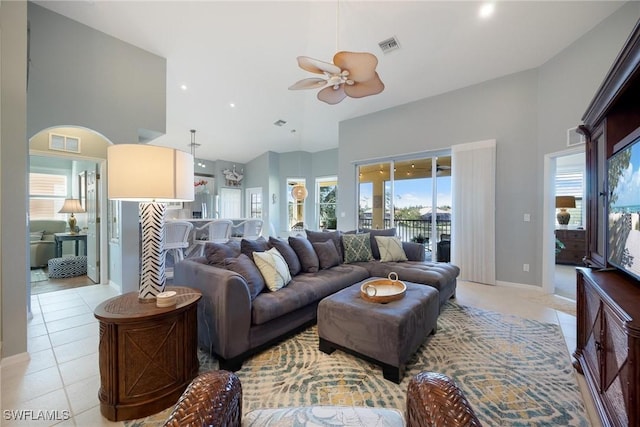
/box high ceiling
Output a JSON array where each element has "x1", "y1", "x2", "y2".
[{"x1": 34, "y1": 1, "x2": 625, "y2": 164}]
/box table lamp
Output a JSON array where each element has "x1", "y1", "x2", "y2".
[
  {"x1": 555, "y1": 195, "x2": 576, "y2": 227},
  {"x1": 107, "y1": 144, "x2": 194, "y2": 300},
  {"x1": 58, "y1": 198, "x2": 85, "y2": 234}
]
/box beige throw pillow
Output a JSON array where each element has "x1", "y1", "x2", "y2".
[
  {"x1": 374, "y1": 236, "x2": 408, "y2": 262},
  {"x1": 253, "y1": 248, "x2": 292, "y2": 291}
]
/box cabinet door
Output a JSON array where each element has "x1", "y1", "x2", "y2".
[
  {"x1": 602, "y1": 304, "x2": 629, "y2": 427},
  {"x1": 585, "y1": 123, "x2": 607, "y2": 267}
]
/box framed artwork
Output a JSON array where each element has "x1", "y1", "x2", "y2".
[
  {"x1": 194, "y1": 174, "x2": 215, "y2": 194},
  {"x1": 78, "y1": 171, "x2": 87, "y2": 210}
]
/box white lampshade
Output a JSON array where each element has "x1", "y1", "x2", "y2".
[
  {"x1": 107, "y1": 144, "x2": 195, "y2": 202},
  {"x1": 58, "y1": 198, "x2": 85, "y2": 214}
]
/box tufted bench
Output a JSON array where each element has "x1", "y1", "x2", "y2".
[
  {"x1": 47, "y1": 256, "x2": 87, "y2": 278},
  {"x1": 318, "y1": 279, "x2": 439, "y2": 384}
]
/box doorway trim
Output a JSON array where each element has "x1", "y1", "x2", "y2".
[{"x1": 542, "y1": 145, "x2": 585, "y2": 294}]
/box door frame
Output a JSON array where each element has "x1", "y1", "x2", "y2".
[{"x1": 542, "y1": 145, "x2": 585, "y2": 294}]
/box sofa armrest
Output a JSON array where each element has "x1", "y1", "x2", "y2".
[
  {"x1": 403, "y1": 242, "x2": 425, "y2": 261},
  {"x1": 406, "y1": 371, "x2": 482, "y2": 427},
  {"x1": 163, "y1": 370, "x2": 242, "y2": 427},
  {"x1": 174, "y1": 258, "x2": 253, "y2": 361}
]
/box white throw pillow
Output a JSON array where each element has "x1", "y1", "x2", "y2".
[
  {"x1": 253, "y1": 248, "x2": 292, "y2": 291},
  {"x1": 375, "y1": 236, "x2": 408, "y2": 262}
]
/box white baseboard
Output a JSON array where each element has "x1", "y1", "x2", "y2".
[{"x1": 496, "y1": 280, "x2": 544, "y2": 291}]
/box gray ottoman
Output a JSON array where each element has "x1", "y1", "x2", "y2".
[
  {"x1": 47, "y1": 256, "x2": 87, "y2": 278},
  {"x1": 318, "y1": 279, "x2": 439, "y2": 384}
]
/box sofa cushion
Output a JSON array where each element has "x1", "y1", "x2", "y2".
[
  {"x1": 241, "y1": 236, "x2": 270, "y2": 258},
  {"x1": 205, "y1": 240, "x2": 241, "y2": 266},
  {"x1": 253, "y1": 248, "x2": 292, "y2": 292},
  {"x1": 362, "y1": 228, "x2": 396, "y2": 259},
  {"x1": 224, "y1": 254, "x2": 265, "y2": 300},
  {"x1": 306, "y1": 229, "x2": 343, "y2": 262},
  {"x1": 342, "y1": 233, "x2": 374, "y2": 263},
  {"x1": 375, "y1": 236, "x2": 408, "y2": 262},
  {"x1": 312, "y1": 240, "x2": 341, "y2": 270},
  {"x1": 251, "y1": 264, "x2": 369, "y2": 325},
  {"x1": 288, "y1": 236, "x2": 319, "y2": 273},
  {"x1": 269, "y1": 236, "x2": 301, "y2": 276}
]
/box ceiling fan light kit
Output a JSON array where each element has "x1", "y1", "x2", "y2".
[{"x1": 289, "y1": 51, "x2": 384, "y2": 105}]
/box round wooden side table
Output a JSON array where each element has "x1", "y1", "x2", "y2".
[{"x1": 94, "y1": 286, "x2": 202, "y2": 421}]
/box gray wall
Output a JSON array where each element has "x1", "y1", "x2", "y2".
[
  {"x1": 27, "y1": 3, "x2": 166, "y2": 143},
  {"x1": 338, "y1": 4, "x2": 640, "y2": 287},
  {"x1": 1, "y1": 0, "x2": 29, "y2": 358}
]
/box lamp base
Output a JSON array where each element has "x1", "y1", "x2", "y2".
[
  {"x1": 557, "y1": 209, "x2": 571, "y2": 227},
  {"x1": 68, "y1": 215, "x2": 77, "y2": 234},
  {"x1": 138, "y1": 202, "x2": 167, "y2": 300}
]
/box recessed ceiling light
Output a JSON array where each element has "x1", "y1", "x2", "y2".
[
  {"x1": 180, "y1": 84, "x2": 188, "y2": 91},
  {"x1": 479, "y1": 3, "x2": 495, "y2": 19},
  {"x1": 229, "y1": 103, "x2": 235, "y2": 108}
]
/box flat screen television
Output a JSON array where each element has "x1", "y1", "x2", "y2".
[{"x1": 608, "y1": 130, "x2": 640, "y2": 281}]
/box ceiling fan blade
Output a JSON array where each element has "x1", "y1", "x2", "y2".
[
  {"x1": 288, "y1": 78, "x2": 327, "y2": 90},
  {"x1": 333, "y1": 51, "x2": 378, "y2": 82},
  {"x1": 317, "y1": 85, "x2": 347, "y2": 105},
  {"x1": 297, "y1": 56, "x2": 341, "y2": 75},
  {"x1": 344, "y1": 73, "x2": 385, "y2": 99}
]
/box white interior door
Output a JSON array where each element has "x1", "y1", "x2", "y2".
[{"x1": 86, "y1": 170, "x2": 100, "y2": 282}]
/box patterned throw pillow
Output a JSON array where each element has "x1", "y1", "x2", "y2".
[
  {"x1": 375, "y1": 236, "x2": 408, "y2": 262},
  {"x1": 362, "y1": 228, "x2": 396, "y2": 259},
  {"x1": 253, "y1": 248, "x2": 292, "y2": 291},
  {"x1": 342, "y1": 233, "x2": 374, "y2": 263}
]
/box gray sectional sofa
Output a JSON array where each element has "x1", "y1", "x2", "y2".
[{"x1": 174, "y1": 229, "x2": 459, "y2": 371}]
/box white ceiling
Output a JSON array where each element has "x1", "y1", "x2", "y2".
[{"x1": 35, "y1": 1, "x2": 625, "y2": 164}]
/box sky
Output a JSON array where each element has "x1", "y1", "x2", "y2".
[
  {"x1": 359, "y1": 176, "x2": 452, "y2": 210},
  {"x1": 611, "y1": 141, "x2": 640, "y2": 208}
]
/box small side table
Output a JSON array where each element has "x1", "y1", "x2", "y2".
[
  {"x1": 53, "y1": 232, "x2": 87, "y2": 258},
  {"x1": 94, "y1": 286, "x2": 202, "y2": 421}
]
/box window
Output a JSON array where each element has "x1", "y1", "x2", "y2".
[
  {"x1": 246, "y1": 187, "x2": 263, "y2": 218},
  {"x1": 316, "y1": 177, "x2": 337, "y2": 229},
  {"x1": 29, "y1": 172, "x2": 68, "y2": 220}
]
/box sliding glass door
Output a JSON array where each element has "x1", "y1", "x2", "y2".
[{"x1": 358, "y1": 154, "x2": 451, "y2": 261}]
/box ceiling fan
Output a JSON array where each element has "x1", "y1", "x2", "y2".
[{"x1": 288, "y1": 51, "x2": 385, "y2": 105}]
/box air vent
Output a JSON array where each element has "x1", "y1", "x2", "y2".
[
  {"x1": 273, "y1": 119, "x2": 287, "y2": 127},
  {"x1": 379, "y1": 36, "x2": 400, "y2": 53}
]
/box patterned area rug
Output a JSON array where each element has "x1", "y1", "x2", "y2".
[{"x1": 127, "y1": 302, "x2": 588, "y2": 426}]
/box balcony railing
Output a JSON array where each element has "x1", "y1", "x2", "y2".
[{"x1": 358, "y1": 218, "x2": 451, "y2": 244}]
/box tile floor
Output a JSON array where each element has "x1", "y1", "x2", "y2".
[{"x1": 1, "y1": 281, "x2": 600, "y2": 426}]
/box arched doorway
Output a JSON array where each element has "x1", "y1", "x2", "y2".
[{"x1": 28, "y1": 126, "x2": 111, "y2": 295}]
